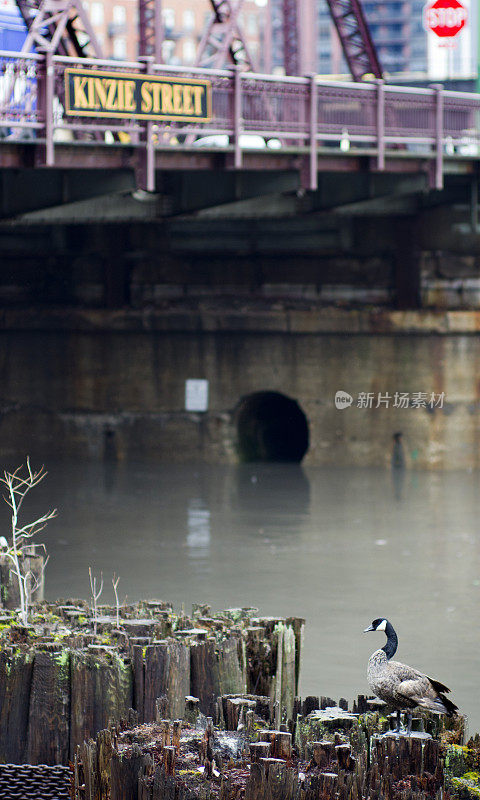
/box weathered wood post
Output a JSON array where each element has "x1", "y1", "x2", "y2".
[{"x1": 0, "y1": 547, "x2": 45, "y2": 610}]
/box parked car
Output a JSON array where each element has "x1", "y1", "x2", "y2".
[{"x1": 193, "y1": 133, "x2": 281, "y2": 149}]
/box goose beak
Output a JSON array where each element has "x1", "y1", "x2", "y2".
[{"x1": 363, "y1": 625, "x2": 374, "y2": 633}]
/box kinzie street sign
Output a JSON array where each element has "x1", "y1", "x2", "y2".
[
  {"x1": 423, "y1": 0, "x2": 467, "y2": 38},
  {"x1": 64, "y1": 68, "x2": 212, "y2": 122}
]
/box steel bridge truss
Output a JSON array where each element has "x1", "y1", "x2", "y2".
[
  {"x1": 18, "y1": 0, "x2": 103, "y2": 57},
  {"x1": 14, "y1": 0, "x2": 383, "y2": 81},
  {"x1": 276, "y1": 0, "x2": 383, "y2": 81},
  {"x1": 194, "y1": 0, "x2": 258, "y2": 71},
  {"x1": 323, "y1": 0, "x2": 382, "y2": 80},
  {"x1": 138, "y1": 0, "x2": 163, "y2": 60}
]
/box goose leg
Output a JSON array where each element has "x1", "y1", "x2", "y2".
[
  {"x1": 396, "y1": 710, "x2": 401, "y2": 734},
  {"x1": 406, "y1": 712, "x2": 412, "y2": 736}
]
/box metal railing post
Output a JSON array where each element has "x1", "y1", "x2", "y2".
[
  {"x1": 233, "y1": 65, "x2": 243, "y2": 169},
  {"x1": 309, "y1": 73, "x2": 318, "y2": 191},
  {"x1": 40, "y1": 50, "x2": 55, "y2": 166},
  {"x1": 431, "y1": 83, "x2": 444, "y2": 190},
  {"x1": 376, "y1": 78, "x2": 385, "y2": 171},
  {"x1": 138, "y1": 56, "x2": 155, "y2": 192}
]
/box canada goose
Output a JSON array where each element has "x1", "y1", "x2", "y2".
[{"x1": 364, "y1": 618, "x2": 457, "y2": 733}]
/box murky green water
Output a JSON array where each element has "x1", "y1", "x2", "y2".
[{"x1": 6, "y1": 461, "x2": 480, "y2": 733}]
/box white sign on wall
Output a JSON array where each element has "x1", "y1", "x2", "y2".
[{"x1": 185, "y1": 379, "x2": 209, "y2": 412}]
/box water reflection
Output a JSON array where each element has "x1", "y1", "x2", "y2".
[
  {"x1": 233, "y1": 463, "x2": 311, "y2": 518},
  {"x1": 391, "y1": 466, "x2": 406, "y2": 501},
  {"x1": 186, "y1": 499, "x2": 211, "y2": 556},
  {"x1": 2, "y1": 460, "x2": 479, "y2": 732}
]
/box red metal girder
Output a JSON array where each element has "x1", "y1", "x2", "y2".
[
  {"x1": 139, "y1": 0, "x2": 162, "y2": 61},
  {"x1": 18, "y1": 0, "x2": 103, "y2": 57},
  {"x1": 279, "y1": 0, "x2": 382, "y2": 80},
  {"x1": 282, "y1": 0, "x2": 299, "y2": 76},
  {"x1": 325, "y1": 0, "x2": 383, "y2": 80}
]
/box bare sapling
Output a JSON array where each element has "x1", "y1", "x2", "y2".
[
  {"x1": 0, "y1": 458, "x2": 56, "y2": 625},
  {"x1": 89, "y1": 567, "x2": 103, "y2": 635},
  {"x1": 112, "y1": 573, "x2": 121, "y2": 627}
]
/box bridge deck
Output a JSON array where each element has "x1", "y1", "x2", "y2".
[{"x1": 1, "y1": 50, "x2": 479, "y2": 191}]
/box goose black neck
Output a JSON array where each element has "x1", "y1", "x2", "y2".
[{"x1": 381, "y1": 621, "x2": 398, "y2": 660}]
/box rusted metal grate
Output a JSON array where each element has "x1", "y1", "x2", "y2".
[{"x1": 0, "y1": 763, "x2": 71, "y2": 800}]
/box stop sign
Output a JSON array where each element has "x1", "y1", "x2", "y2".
[{"x1": 423, "y1": 0, "x2": 468, "y2": 37}]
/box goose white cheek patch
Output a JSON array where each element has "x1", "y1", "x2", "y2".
[{"x1": 377, "y1": 619, "x2": 387, "y2": 631}]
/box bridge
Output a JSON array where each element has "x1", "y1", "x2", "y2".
[{"x1": 1, "y1": 48, "x2": 479, "y2": 201}]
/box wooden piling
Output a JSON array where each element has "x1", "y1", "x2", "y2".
[
  {"x1": 184, "y1": 695, "x2": 200, "y2": 725},
  {"x1": 0, "y1": 648, "x2": 34, "y2": 762},
  {"x1": 0, "y1": 600, "x2": 303, "y2": 766},
  {"x1": 190, "y1": 638, "x2": 217, "y2": 716},
  {"x1": 73, "y1": 701, "x2": 468, "y2": 800},
  {"x1": 70, "y1": 649, "x2": 96, "y2": 760},
  {"x1": 172, "y1": 720, "x2": 182, "y2": 750},
  {"x1": 144, "y1": 644, "x2": 168, "y2": 723},
  {"x1": 131, "y1": 645, "x2": 145, "y2": 723},
  {"x1": 26, "y1": 647, "x2": 71, "y2": 765},
  {"x1": 163, "y1": 745, "x2": 176, "y2": 776},
  {"x1": 70, "y1": 647, "x2": 133, "y2": 758},
  {"x1": 0, "y1": 548, "x2": 45, "y2": 610},
  {"x1": 258, "y1": 729, "x2": 292, "y2": 760},
  {"x1": 249, "y1": 741, "x2": 272, "y2": 761},
  {"x1": 223, "y1": 696, "x2": 256, "y2": 730},
  {"x1": 216, "y1": 635, "x2": 246, "y2": 697},
  {"x1": 110, "y1": 745, "x2": 146, "y2": 800},
  {"x1": 166, "y1": 640, "x2": 190, "y2": 719},
  {"x1": 310, "y1": 739, "x2": 335, "y2": 768}
]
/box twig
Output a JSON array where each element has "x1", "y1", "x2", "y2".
[
  {"x1": 112, "y1": 573, "x2": 121, "y2": 628},
  {"x1": 89, "y1": 567, "x2": 104, "y2": 635}
]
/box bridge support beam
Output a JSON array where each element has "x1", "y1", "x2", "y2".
[{"x1": 136, "y1": 58, "x2": 156, "y2": 193}]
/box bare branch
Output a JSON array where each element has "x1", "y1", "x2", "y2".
[
  {"x1": 112, "y1": 573, "x2": 121, "y2": 628},
  {"x1": 89, "y1": 567, "x2": 104, "y2": 635},
  {"x1": 16, "y1": 509, "x2": 58, "y2": 537}
]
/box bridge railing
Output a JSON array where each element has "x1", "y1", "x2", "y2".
[
  {"x1": 1, "y1": 50, "x2": 479, "y2": 190},
  {"x1": 0, "y1": 51, "x2": 41, "y2": 134}
]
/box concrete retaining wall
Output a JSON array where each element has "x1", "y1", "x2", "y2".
[{"x1": 2, "y1": 308, "x2": 480, "y2": 470}]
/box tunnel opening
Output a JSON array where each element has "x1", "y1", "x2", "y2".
[{"x1": 235, "y1": 391, "x2": 309, "y2": 463}]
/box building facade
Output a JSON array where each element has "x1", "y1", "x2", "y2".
[
  {"x1": 1, "y1": 0, "x2": 476, "y2": 82},
  {"x1": 80, "y1": 0, "x2": 265, "y2": 67},
  {"x1": 271, "y1": 0, "x2": 476, "y2": 81}
]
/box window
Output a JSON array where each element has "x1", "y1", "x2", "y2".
[
  {"x1": 162, "y1": 39, "x2": 175, "y2": 62},
  {"x1": 183, "y1": 9, "x2": 195, "y2": 31},
  {"x1": 113, "y1": 37, "x2": 127, "y2": 58},
  {"x1": 90, "y1": 2, "x2": 104, "y2": 25},
  {"x1": 162, "y1": 8, "x2": 175, "y2": 31},
  {"x1": 113, "y1": 5, "x2": 126, "y2": 25},
  {"x1": 182, "y1": 39, "x2": 196, "y2": 64},
  {"x1": 246, "y1": 13, "x2": 257, "y2": 35}
]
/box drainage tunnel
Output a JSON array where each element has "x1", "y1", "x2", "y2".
[{"x1": 235, "y1": 391, "x2": 309, "y2": 463}]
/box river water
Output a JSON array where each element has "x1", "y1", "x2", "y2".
[{"x1": 6, "y1": 461, "x2": 480, "y2": 733}]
